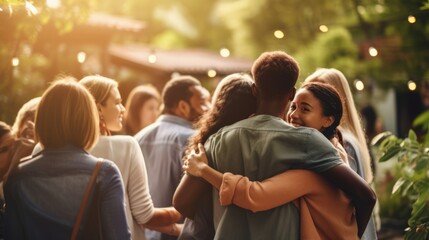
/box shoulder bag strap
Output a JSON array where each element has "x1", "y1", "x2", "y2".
[{"x1": 70, "y1": 159, "x2": 103, "y2": 240}]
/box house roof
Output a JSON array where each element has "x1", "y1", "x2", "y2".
[
  {"x1": 109, "y1": 45, "x2": 253, "y2": 75},
  {"x1": 87, "y1": 13, "x2": 146, "y2": 33}
]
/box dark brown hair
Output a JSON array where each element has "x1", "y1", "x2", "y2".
[
  {"x1": 301, "y1": 82, "x2": 343, "y2": 140},
  {"x1": 162, "y1": 76, "x2": 201, "y2": 112},
  {"x1": 251, "y1": 51, "x2": 300, "y2": 100},
  {"x1": 0, "y1": 121, "x2": 12, "y2": 139},
  {"x1": 124, "y1": 84, "x2": 160, "y2": 135},
  {"x1": 187, "y1": 73, "x2": 256, "y2": 153}
]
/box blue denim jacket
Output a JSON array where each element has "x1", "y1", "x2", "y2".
[{"x1": 4, "y1": 145, "x2": 131, "y2": 240}]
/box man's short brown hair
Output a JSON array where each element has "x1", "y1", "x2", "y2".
[{"x1": 251, "y1": 51, "x2": 300, "y2": 100}]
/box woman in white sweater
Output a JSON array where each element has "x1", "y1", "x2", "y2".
[{"x1": 79, "y1": 75, "x2": 182, "y2": 239}]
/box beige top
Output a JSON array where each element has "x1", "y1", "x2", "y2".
[
  {"x1": 219, "y1": 169, "x2": 358, "y2": 240},
  {"x1": 91, "y1": 135, "x2": 154, "y2": 240}
]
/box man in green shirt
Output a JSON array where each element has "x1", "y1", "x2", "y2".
[{"x1": 174, "y1": 51, "x2": 376, "y2": 240}]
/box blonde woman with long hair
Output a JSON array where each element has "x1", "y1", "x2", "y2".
[{"x1": 79, "y1": 75, "x2": 182, "y2": 239}]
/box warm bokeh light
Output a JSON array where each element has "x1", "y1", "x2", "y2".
[
  {"x1": 319, "y1": 25, "x2": 329, "y2": 33},
  {"x1": 357, "y1": 5, "x2": 366, "y2": 15},
  {"x1": 46, "y1": 0, "x2": 61, "y2": 9},
  {"x1": 25, "y1": 1, "x2": 39, "y2": 15},
  {"x1": 11, "y1": 57, "x2": 19, "y2": 67},
  {"x1": 274, "y1": 30, "x2": 284, "y2": 39},
  {"x1": 354, "y1": 80, "x2": 365, "y2": 91},
  {"x1": 408, "y1": 15, "x2": 416, "y2": 24},
  {"x1": 368, "y1": 47, "x2": 378, "y2": 57},
  {"x1": 77, "y1": 52, "x2": 86, "y2": 63},
  {"x1": 408, "y1": 81, "x2": 417, "y2": 91},
  {"x1": 207, "y1": 69, "x2": 217, "y2": 78},
  {"x1": 148, "y1": 54, "x2": 157, "y2": 63},
  {"x1": 220, "y1": 48, "x2": 230, "y2": 58},
  {"x1": 375, "y1": 4, "x2": 384, "y2": 13}
]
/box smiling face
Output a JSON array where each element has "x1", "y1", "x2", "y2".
[
  {"x1": 98, "y1": 87, "x2": 125, "y2": 132},
  {"x1": 286, "y1": 88, "x2": 334, "y2": 131}
]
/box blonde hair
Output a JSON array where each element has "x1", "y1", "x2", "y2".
[
  {"x1": 304, "y1": 68, "x2": 373, "y2": 183},
  {"x1": 79, "y1": 75, "x2": 119, "y2": 136},
  {"x1": 12, "y1": 97, "x2": 41, "y2": 139},
  {"x1": 79, "y1": 75, "x2": 118, "y2": 106},
  {"x1": 35, "y1": 77, "x2": 99, "y2": 151}
]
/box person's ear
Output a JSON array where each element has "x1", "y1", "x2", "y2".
[
  {"x1": 323, "y1": 116, "x2": 335, "y2": 128},
  {"x1": 177, "y1": 100, "x2": 191, "y2": 117}
]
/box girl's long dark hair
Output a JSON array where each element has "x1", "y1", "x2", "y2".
[{"x1": 186, "y1": 73, "x2": 257, "y2": 153}]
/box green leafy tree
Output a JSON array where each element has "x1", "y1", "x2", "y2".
[
  {"x1": 0, "y1": 0, "x2": 94, "y2": 123},
  {"x1": 214, "y1": 0, "x2": 352, "y2": 58},
  {"x1": 296, "y1": 27, "x2": 360, "y2": 79}
]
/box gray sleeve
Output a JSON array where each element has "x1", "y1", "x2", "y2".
[
  {"x1": 344, "y1": 140, "x2": 365, "y2": 178},
  {"x1": 293, "y1": 130, "x2": 343, "y2": 173}
]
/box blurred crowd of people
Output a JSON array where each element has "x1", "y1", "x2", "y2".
[{"x1": 0, "y1": 51, "x2": 379, "y2": 240}]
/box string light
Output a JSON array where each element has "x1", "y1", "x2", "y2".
[
  {"x1": 207, "y1": 69, "x2": 217, "y2": 78},
  {"x1": 368, "y1": 47, "x2": 378, "y2": 57},
  {"x1": 408, "y1": 15, "x2": 416, "y2": 24},
  {"x1": 319, "y1": 25, "x2": 329, "y2": 33},
  {"x1": 220, "y1": 48, "x2": 230, "y2": 58},
  {"x1": 11, "y1": 57, "x2": 19, "y2": 67},
  {"x1": 354, "y1": 80, "x2": 365, "y2": 91},
  {"x1": 408, "y1": 81, "x2": 417, "y2": 91},
  {"x1": 148, "y1": 53, "x2": 157, "y2": 63},
  {"x1": 274, "y1": 30, "x2": 284, "y2": 39},
  {"x1": 77, "y1": 51, "x2": 86, "y2": 63}
]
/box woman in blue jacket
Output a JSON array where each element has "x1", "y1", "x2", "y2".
[{"x1": 4, "y1": 77, "x2": 130, "y2": 240}]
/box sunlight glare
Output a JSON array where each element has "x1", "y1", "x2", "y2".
[{"x1": 46, "y1": 0, "x2": 61, "y2": 9}]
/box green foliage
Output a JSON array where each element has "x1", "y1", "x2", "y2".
[
  {"x1": 413, "y1": 110, "x2": 429, "y2": 145},
  {"x1": 296, "y1": 27, "x2": 360, "y2": 81},
  {"x1": 378, "y1": 130, "x2": 429, "y2": 239},
  {"x1": 0, "y1": 0, "x2": 24, "y2": 6},
  {"x1": 0, "y1": 0, "x2": 94, "y2": 123},
  {"x1": 373, "y1": 0, "x2": 429, "y2": 83}
]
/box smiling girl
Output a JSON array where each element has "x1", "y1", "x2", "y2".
[
  {"x1": 183, "y1": 81, "x2": 359, "y2": 239},
  {"x1": 79, "y1": 75, "x2": 182, "y2": 239}
]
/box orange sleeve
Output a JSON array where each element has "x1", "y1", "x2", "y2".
[{"x1": 219, "y1": 170, "x2": 321, "y2": 212}]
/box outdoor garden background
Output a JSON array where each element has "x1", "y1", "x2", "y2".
[{"x1": 1, "y1": 0, "x2": 429, "y2": 239}]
